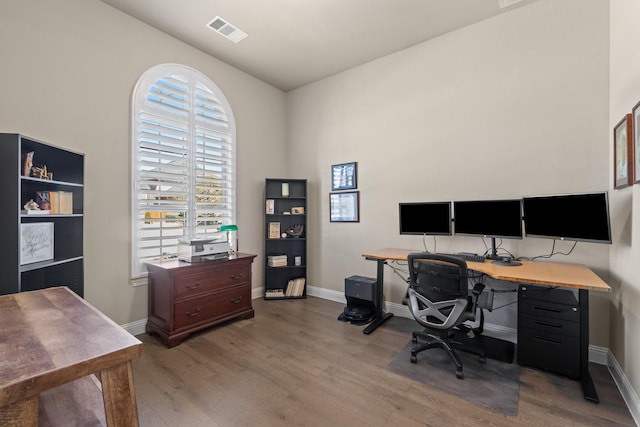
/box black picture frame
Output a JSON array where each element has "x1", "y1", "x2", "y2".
[
  {"x1": 330, "y1": 191, "x2": 360, "y2": 222},
  {"x1": 331, "y1": 162, "x2": 357, "y2": 191}
]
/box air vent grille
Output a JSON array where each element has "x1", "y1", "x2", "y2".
[{"x1": 206, "y1": 16, "x2": 247, "y2": 43}]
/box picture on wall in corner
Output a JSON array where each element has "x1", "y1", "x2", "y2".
[
  {"x1": 633, "y1": 101, "x2": 640, "y2": 184},
  {"x1": 614, "y1": 113, "x2": 633, "y2": 189}
]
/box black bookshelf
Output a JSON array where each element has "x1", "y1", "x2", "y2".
[
  {"x1": 264, "y1": 178, "x2": 307, "y2": 299},
  {"x1": 0, "y1": 133, "x2": 84, "y2": 296}
]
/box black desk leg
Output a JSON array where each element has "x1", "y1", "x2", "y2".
[
  {"x1": 363, "y1": 259, "x2": 393, "y2": 334},
  {"x1": 579, "y1": 288, "x2": 599, "y2": 403}
]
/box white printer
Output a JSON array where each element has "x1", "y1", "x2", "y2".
[{"x1": 178, "y1": 238, "x2": 229, "y2": 263}]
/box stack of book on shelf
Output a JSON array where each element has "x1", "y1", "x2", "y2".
[
  {"x1": 265, "y1": 289, "x2": 285, "y2": 298},
  {"x1": 267, "y1": 254, "x2": 287, "y2": 267},
  {"x1": 285, "y1": 277, "x2": 306, "y2": 297},
  {"x1": 36, "y1": 191, "x2": 73, "y2": 214}
]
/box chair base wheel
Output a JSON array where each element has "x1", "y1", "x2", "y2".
[
  {"x1": 456, "y1": 371, "x2": 463, "y2": 379},
  {"x1": 410, "y1": 355, "x2": 417, "y2": 363}
]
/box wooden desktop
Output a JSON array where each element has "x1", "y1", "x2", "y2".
[{"x1": 362, "y1": 248, "x2": 611, "y2": 403}]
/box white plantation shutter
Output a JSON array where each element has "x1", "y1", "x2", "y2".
[{"x1": 132, "y1": 64, "x2": 235, "y2": 277}]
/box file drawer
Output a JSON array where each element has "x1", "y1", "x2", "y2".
[
  {"x1": 519, "y1": 312, "x2": 579, "y2": 338},
  {"x1": 175, "y1": 284, "x2": 251, "y2": 330},
  {"x1": 518, "y1": 326, "x2": 580, "y2": 379},
  {"x1": 518, "y1": 298, "x2": 580, "y2": 324},
  {"x1": 174, "y1": 264, "x2": 250, "y2": 300}
]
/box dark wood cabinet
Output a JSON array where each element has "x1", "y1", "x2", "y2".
[
  {"x1": 0, "y1": 133, "x2": 84, "y2": 296},
  {"x1": 145, "y1": 253, "x2": 256, "y2": 347}
]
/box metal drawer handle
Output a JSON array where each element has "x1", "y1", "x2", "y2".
[
  {"x1": 533, "y1": 319, "x2": 561, "y2": 329},
  {"x1": 532, "y1": 304, "x2": 562, "y2": 313},
  {"x1": 185, "y1": 283, "x2": 201, "y2": 291},
  {"x1": 185, "y1": 307, "x2": 201, "y2": 317},
  {"x1": 230, "y1": 274, "x2": 243, "y2": 280},
  {"x1": 230, "y1": 296, "x2": 243, "y2": 304},
  {"x1": 534, "y1": 335, "x2": 561, "y2": 344}
]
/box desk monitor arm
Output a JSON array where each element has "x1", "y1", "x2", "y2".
[{"x1": 486, "y1": 237, "x2": 522, "y2": 267}]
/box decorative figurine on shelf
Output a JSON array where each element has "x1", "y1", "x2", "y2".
[
  {"x1": 21, "y1": 151, "x2": 34, "y2": 177},
  {"x1": 286, "y1": 224, "x2": 304, "y2": 238},
  {"x1": 24, "y1": 199, "x2": 41, "y2": 211},
  {"x1": 31, "y1": 165, "x2": 53, "y2": 180}
]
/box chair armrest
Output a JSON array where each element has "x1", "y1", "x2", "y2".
[{"x1": 472, "y1": 282, "x2": 485, "y2": 296}]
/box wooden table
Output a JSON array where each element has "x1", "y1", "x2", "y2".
[{"x1": 0, "y1": 287, "x2": 143, "y2": 426}]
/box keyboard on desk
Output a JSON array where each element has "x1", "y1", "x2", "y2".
[{"x1": 439, "y1": 252, "x2": 486, "y2": 263}]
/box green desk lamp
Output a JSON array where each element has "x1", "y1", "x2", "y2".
[{"x1": 220, "y1": 224, "x2": 238, "y2": 254}]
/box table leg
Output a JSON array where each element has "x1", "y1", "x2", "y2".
[
  {"x1": 363, "y1": 258, "x2": 393, "y2": 334},
  {"x1": 100, "y1": 362, "x2": 140, "y2": 426},
  {"x1": 0, "y1": 396, "x2": 38, "y2": 427},
  {"x1": 579, "y1": 289, "x2": 599, "y2": 403}
]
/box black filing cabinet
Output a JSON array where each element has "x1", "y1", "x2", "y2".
[{"x1": 517, "y1": 284, "x2": 581, "y2": 379}]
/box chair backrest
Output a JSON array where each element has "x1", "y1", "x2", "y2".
[{"x1": 407, "y1": 253, "x2": 469, "y2": 303}]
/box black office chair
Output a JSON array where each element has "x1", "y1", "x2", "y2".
[{"x1": 406, "y1": 252, "x2": 486, "y2": 379}]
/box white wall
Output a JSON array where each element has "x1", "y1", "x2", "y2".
[
  {"x1": 609, "y1": 0, "x2": 640, "y2": 403},
  {"x1": 286, "y1": 0, "x2": 611, "y2": 345},
  {"x1": 0, "y1": 0, "x2": 287, "y2": 324}
]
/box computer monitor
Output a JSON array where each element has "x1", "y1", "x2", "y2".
[
  {"x1": 399, "y1": 202, "x2": 452, "y2": 236},
  {"x1": 453, "y1": 199, "x2": 523, "y2": 239},
  {"x1": 453, "y1": 199, "x2": 523, "y2": 264},
  {"x1": 522, "y1": 192, "x2": 612, "y2": 243}
]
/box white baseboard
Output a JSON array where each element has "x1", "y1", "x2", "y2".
[
  {"x1": 122, "y1": 285, "x2": 639, "y2": 425},
  {"x1": 122, "y1": 318, "x2": 147, "y2": 337},
  {"x1": 608, "y1": 350, "x2": 640, "y2": 425}
]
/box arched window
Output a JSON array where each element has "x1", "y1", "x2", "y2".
[{"x1": 131, "y1": 64, "x2": 236, "y2": 277}]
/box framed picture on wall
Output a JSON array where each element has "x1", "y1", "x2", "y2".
[
  {"x1": 330, "y1": 191, "x2": 359, "y2": 222},
  {"x1": 633, "y1": 102, "x2": 640, "y2": 184},
  {"x1": 614, "y1": 113, "x2": 633, "y2": 189},
  {"x1": 331, "y1": 162, "x2": 357, "y2": 191}
]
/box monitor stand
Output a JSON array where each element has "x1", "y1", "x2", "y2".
[{"x1": 486, "y1": 237, "x2": 522, "y2": 267}]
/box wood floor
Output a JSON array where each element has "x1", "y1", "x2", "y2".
[{"x1": 132, "y1": 296, "x2": 635, "y2": 426}]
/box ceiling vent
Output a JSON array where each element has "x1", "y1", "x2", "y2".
[
  {"x1": 499, "y1": 0, "x2": 524, "y2": 7},
  {"x1": 206, "y1": 16, "x2": 248, "y2": 43}
]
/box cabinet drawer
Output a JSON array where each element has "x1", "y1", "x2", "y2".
[
  {"x1": 174, "y1": 265, "x2": 251, "y2": 299},
  {"x1": 519, "y1": 298, "x2": 580, "y2": 323},
  {"x1": 175, "y1": 285, "x2": 251, "y2": 329},
  {"x1": 519, "y1": 312, "x2": 579, "y2": 338},
  {"x1": 519, "y1": 284, "x2": 578, "y2": 305},
  {"x1": 518, "y1": 327, "x2": 580, "y2": 379}
]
